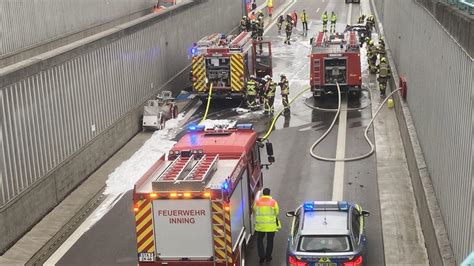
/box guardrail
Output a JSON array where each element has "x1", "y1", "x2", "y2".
[{"x1": 447, "y1": 0, "x2": 474, "y2": 15}]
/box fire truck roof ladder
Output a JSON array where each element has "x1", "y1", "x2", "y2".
[
  {"x1": 229, "y1": 31, "x2": 250, "y2": 50},
  {"x1": 152, "y1": 154, "x2": 219, "y2": 191}
]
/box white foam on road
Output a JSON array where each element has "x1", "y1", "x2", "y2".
[{"x1": 45, "y1": 113, "x2": 191, "y2": 265}]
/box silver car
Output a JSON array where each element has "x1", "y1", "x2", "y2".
[{"x1": 285, "y1": 201, "x2": 370, "y2": 266}]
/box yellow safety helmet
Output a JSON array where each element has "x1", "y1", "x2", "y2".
[
  {"x1": 369, "y1": 40, "x2": 374, "y2": 45},
  {"x1": 381, "y1": 57, "x2": 386, "y2": 63},
  {"x1": 380, "y1": 36, "x2": 384, "y2": 41}
]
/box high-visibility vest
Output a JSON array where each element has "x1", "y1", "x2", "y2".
[
  {"x1": 322, "y1": 14, "x2": 328, "y2": 23},
  {"x1": 280, "y1": 79, "x2": 289, "y2": 95},
  {"x1": 378, "y1": 62, "x2": 390, "y2": 77},
  {"x1": 300, "y1": 12, "x2": 308, "y2": 22},
  {"x1": 331, "y1": 14, "x2": 337, "y2": 23},
  {"x1": 253, "y1": 196, "x2": 280, "y2": 232},
  {"x1": 267, "y1": 82, "x2": 277, "y2": 97},
  {"x1": 246, "y1": 80, "x2": 257, "y2": 95},
  {"x1": 267, "y1": 0, "x2": 273, "y2": 8}
]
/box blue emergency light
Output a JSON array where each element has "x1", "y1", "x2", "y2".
[
  {"x1": 338, "y1": 201, "x2": 349, "y2": 211},
  {"x1": 303, "y1": 201, "x2": 315, "y2": 211},
  {"x1": 303, "y1": 201, "x2": 350, "y2": 211},
  {"x1": 189, "y1": 46, "x2": 198, "y2": 56},
  {"x1": 222, "y1": 180, "x2": 230, "y2": 190},
  {"x1": 236, "y1": 124, "x2": 253, "y2": 130},
  {"x1": 188, "y1": 124, "x2": 205, "y2": 132}
]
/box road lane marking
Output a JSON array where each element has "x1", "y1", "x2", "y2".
[
  {"x1": 317, "y1": 7, "x2": 320, "y2": 13},
  {"x1": 332, "y1": 98, "x2": 348, "y2": 201},
  {"x1": 332, "y1": 4, "x2": 352, "y2": 201}
]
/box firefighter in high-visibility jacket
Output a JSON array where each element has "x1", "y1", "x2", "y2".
[
  {"x1": 279, "y1": 74, "x2": 290, "y2": 114},
  {"x1": 300, "y1": 9, "x2": 308, "y2": 34},
  {"x1": 263, "y1": 76, "x2": 276, "y2": 114},
  {"x1": 322, "y1": 11, "x2": 328, "y2": 32},
  {"x1": 330, "y1": 11, "x2": 337, "y2": 33},
  {"x1": 253, "y1": 188, "x2": 280, "y2": 263},
  {"x1": 246, "y1": 75, "x2": 258, "y2": 110},
  {"x1": 367, "y1": 40, "x2": 378, "y2": 74},
  {"x1": 377, "y1": 57, "x2": 391, "y2": 96}
]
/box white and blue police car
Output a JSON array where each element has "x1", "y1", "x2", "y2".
[{"x1": 285, "y1": 201, "x2": 370, "y2": 266}]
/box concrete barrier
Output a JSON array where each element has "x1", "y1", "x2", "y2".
[{"x1": 370, "y1": 1, "x2": 457, "y2": 264}]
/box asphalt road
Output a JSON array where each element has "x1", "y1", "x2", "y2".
[{"x1": 55, "y1": 0, "x2": 385, "y2": 265}]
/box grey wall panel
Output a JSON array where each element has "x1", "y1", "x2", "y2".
[
  {"x1": 0, "y1": 0, "x2": 156, "y2": 57},
  {"x1": 0, "y1": 0, "x2": 241, "y2": 205},
  {"x1": 377, "y1": 0, "x2": 473, "y2": 262}
]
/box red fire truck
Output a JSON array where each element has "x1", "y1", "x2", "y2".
[
  {"x1": 132, "y1": 124, "x2": 274, "y2": 265},
  {"x1": 191, "y1": 32, "x2": 273, "y2": 99},
  {"x1": 310, "y1": 31, "x2": 362, "y2": 98}
]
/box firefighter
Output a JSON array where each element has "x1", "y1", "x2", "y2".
[
  {"x1": 367, "y1": 40, "x2": 378, "y2": 74},
  {"x1": 251, "y1": 20, "x2": 259, "y2": 40},
  {"x1": 279, "y1": 74, "x2": 290, "y2": 114},
  {"x1": 284, "y1": 18, "x2": 293, "y2": 45},
  {"x1": 240, "y1": 16, "x2": 248, "y2": 32},
  {"x1": 277, "y1": 15, "x2": 285, "y2": 33},
  {"x1": 358, "y1": 14, "x2": 366, "y2": 24},
  {"x1": 322, "y1": 11, "x2": 328, "y2": 32},
  {"x1": 378, "y1": 37, "x2": 386, "y2": 59},
  {"x1": 377, "y1": 57, "x2": 391, "y2": 96},
  {"x1": 257, "y1": 10, "x2": 264, "y2": 21},
  {"x1": 254, "y1": 188, "x2": 281, "y2": 263},
  {"x1": 267, "y1": 0, "x2": 273, "y2": 17},
  {"x1": 301, "y1": 9, "x2": 308, "y2": 35},
  {"x1": 246, "y1": 75, "x2": 258, "y2": 110},
  {"x1": 292, "y1": 10, "x2": 298, "y2": 27},
  {"x1": 366, "y1": 15, "x2": 375, "y2": 31},
  {"x1": 330, "y1": 11, "x2": 337, "y2": 33},
  {"x1": 263, "y1": 75, "x2": 276, "y2": 114},
  {"x1": 257, "y1": 76, "x2": 267, "y2": 106}
]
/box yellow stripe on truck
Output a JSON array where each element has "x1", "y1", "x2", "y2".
[
  {"x1": 230, "y1": 54, "x2": 245, "y2": 92},
  {"x1": 192, "y1": 55, "x2": 207, "y2": 92}
]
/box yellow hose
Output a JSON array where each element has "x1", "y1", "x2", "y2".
[
  {"x1": 199, "y1": 83, "x2": 213, "y2": 125},
  {"x1": 260, "y1": 86, "x2": 311, "y2": 142}
]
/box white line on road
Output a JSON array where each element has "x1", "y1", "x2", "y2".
[
  {"x1": 316, "y1": 7, "x2": 320, "y2": 13},
  {"x1": 332, "y1": 4, "x2": 352, "y2": 201},
  {"x1": 332, "y1": 98, "x2": 348, "y2": 201}
]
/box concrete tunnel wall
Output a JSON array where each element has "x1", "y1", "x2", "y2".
[
  {"x1": 0, "y1": 0, "x2": 156, "y2": 57},
  {"x1": 0, "y1": 0, "x2": 243, "y2": 253},
  {"x1": 373, "y1": 0, "x2": 473, "y2": 263}
]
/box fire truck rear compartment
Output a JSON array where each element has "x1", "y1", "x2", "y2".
[
  {"x1": 205, "y1": 57, "x2": 230, "y2": 88},
  {"x1": 324, "y1": 57, "x2": 347, "y2": 85}
]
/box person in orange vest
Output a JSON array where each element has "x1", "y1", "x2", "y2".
[
  {"x1": 267, "y1": 0, "x2": 273, "y2": 17},
  {"x1": 253, "y1": 188, "x2": 281, "y2": 263}
]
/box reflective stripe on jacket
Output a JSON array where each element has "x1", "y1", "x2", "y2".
[
  {"x1": 247, "y1": 80, "x2": 257, "y2": 95},
  {"x1": 253, "y1": 196, "x2": 280, "y2": 232},
  {"x1": 280, "y1": 79, "x2": 289, "y2": 95},
  {"x1": 266, "y1": 82, "x2": 277, "y2": 97}
]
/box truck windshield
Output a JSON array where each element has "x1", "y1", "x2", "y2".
[{"x1": 298, "y1": 235, "x2": 351, "y2": 252}]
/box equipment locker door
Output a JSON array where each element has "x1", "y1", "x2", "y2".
[{"x1": 253, "y1": 41, "x2": 273, "y2": 78}]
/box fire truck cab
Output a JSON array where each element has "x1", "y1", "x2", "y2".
[
  {"x1": 191, "y1": 32, "x2": 272, "y2": 100},
  {"x1": 132, "y1": 124, "x2": 274, "y2": 265},
  {"x1": 310, "y1": 31, "x2": 362, "y2": 99}
]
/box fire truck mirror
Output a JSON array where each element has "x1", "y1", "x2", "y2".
[
  {"x1": 265, "y1": 142, "x2": 274, "y2": 156},
  {"x1": 310, "y1": 37, "x2": 314, "y2": 45}
]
